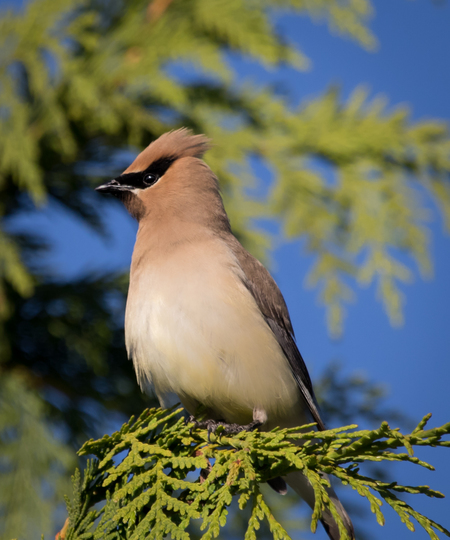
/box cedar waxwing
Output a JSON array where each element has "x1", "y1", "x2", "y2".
[{"x1": 96, "y1": 128, "x2": 355, "y2": 540}]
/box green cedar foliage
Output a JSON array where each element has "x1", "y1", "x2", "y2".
[
  {"x1": 63, "y1": 407, "x2": 450, "y2": 540},
  {"x1": 1, "y1": 0, "x2": 449, "y2": 336},
  {"x1": 0, "y1": 0, "x2": 449, "y2": 538},
  {"x1": 0, "y1": 372, "x2": 74, "y2": 540}
]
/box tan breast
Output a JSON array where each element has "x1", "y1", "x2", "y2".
[{"x1": 125, "y1": 234, "x2": 303, "y2": 428}]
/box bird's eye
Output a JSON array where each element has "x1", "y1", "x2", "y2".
[{"x1": 143, "y1": 173, "x2": 158, "y2": 186}]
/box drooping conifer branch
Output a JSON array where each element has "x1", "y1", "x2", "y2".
[{"x1": 63, "y1": 408, "x2": 450, "y2": 540}]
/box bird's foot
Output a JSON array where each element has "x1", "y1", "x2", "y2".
[{"x1": 187, "y1": 416, "x2": 262, "y2": 440}]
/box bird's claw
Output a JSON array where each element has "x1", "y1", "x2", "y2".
[{"x1": 187, "y1": 417, "x2": 262, "y2": 441}]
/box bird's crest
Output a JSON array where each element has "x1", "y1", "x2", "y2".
[{"x1": 124, "y1": 128, "x2": 211, "y2": 173}]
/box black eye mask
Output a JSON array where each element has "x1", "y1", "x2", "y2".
[{"x1": 115, "y1": 156, "x2": 176, "y2": 190}]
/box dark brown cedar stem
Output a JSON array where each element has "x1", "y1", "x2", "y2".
[{"x1": 147, "y1": 0, "x2": 175, "y2": 23}]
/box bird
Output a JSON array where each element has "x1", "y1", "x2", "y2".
[{"x1": 96, "y1": 128, "x2": 355, "y2": 540}]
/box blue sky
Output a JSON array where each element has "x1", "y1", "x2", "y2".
[{"x1": 6, "y1": 0, "x2": 450, "y2": 538}]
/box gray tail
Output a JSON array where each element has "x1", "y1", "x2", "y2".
[
  {"x1": 320, "y1": 496, "x2": 355, "y2": 540},
  {"x1": 284, "y1": 470, "x2": 355, "y2": 540}
]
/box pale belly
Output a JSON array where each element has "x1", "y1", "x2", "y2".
[{"x1": 125, "y1": 243, "x2": 304, "y2": 428}]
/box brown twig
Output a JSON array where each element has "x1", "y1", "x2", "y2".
[
  {"x1": 146, "y1": 0, "x2": 175, "y2": 23},
  {"x1": 55, "y1": 517, "x2": 69, "y2": 540}
]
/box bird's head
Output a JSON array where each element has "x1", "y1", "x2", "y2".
[{"x1": 95, "y1": 128, "x2": 221, "y2": 223}]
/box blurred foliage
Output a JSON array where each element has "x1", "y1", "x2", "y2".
[
  {"x1": 0, "y1": 0, "x2": 449, "y2": 538},
  {"x1": 0, "y1": 371, "x2": 74, "y2": 539},
  {"x1": 65, "y1": 408, "x2": 450, "y2": 540},
  {"x1": 1, "y1": 0, "x2": 449, "y2": 335}
]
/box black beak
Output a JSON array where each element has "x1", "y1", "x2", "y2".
[{"x1": 95, "y1": 179, "x2": 131, "y2": 195}]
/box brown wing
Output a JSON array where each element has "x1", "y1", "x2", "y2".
[{"x1": 226, "y1": 236, "x2": 326, "y2": 431}]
